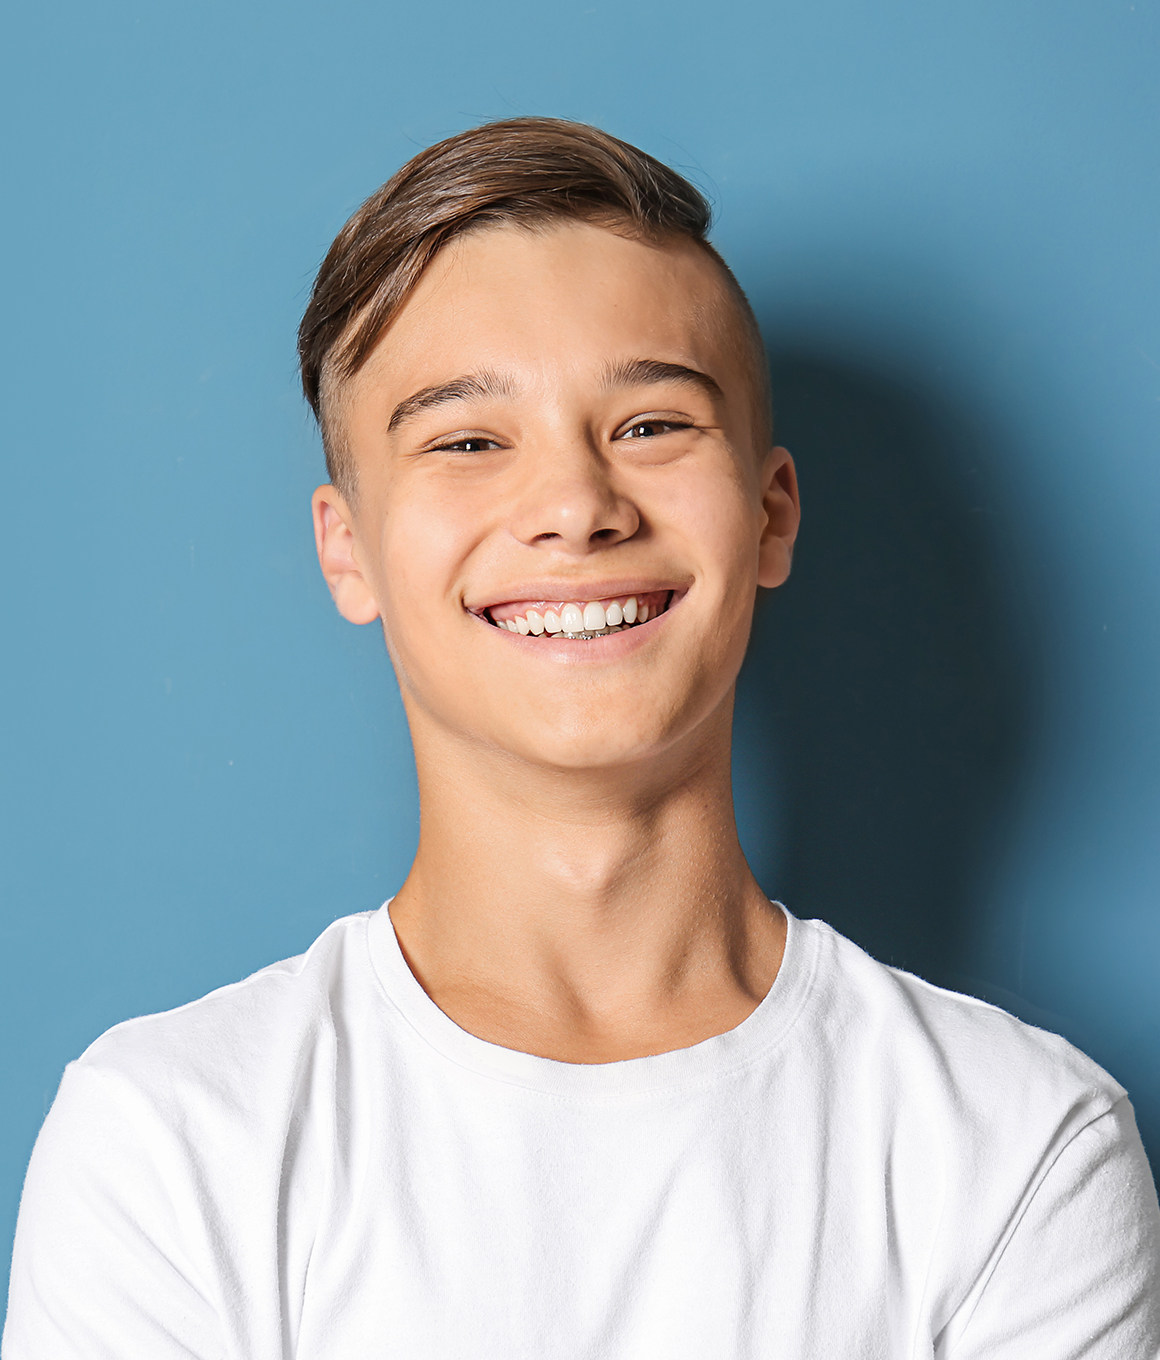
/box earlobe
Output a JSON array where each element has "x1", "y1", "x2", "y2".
[
  {"x1": 756, "y1": 447, "x2": 801, "y2": 590},
  {"x1": 311, "y1": 486, "x2": 382, "y2": 625}
]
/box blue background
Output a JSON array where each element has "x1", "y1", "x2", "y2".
[{"x1": 3, "y1": 0, "x2": 1158, "y2": 1298}]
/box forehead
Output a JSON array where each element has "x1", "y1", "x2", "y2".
[{"x1": 350, "y1": 220, "x2": 744, "y2": 407}]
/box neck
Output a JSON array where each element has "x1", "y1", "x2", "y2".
[{"x1": 382, "y1": 697, "x2": 785, "y2": 1062}]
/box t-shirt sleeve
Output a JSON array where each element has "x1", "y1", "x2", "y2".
[
  {"x1": 943, "y1": 1095, "x2": 1160, "y2": 1360},
  {"x1": 2, "y1": 1059, "x2": 225, "y2": 1360}
]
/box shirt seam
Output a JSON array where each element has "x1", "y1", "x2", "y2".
[{"x1": 938, "y1": 1096, "x2": 1129, "y2": 1358}]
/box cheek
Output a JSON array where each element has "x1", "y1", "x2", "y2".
[
  {"x1": 655, "y1": 468, "x2": 762, "y2": 587},
  {"x1": 377, "y1": 481, "x2": 479, "y2": 600},
  {"x1": 666, "y1": 474, "x2": 764, "y2": 683},
  {"x1": 371, "y1": 510, "x2": 467, "y2": 662}
]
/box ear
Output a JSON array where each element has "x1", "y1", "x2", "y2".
[
  {"x1": 756, "y1": 446, "x2": 800, "y2": 590},
  {"x1": 311, "y1": 485, "x2": 381, "y2": 625}
]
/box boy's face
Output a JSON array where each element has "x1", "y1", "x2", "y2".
[{"x1": 314, "y1": 221, "x2": 798, "y2": 774}]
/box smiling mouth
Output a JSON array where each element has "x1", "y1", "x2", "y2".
[{"x1": 483, "y1": 591, "x2": 673, "y2": 640}]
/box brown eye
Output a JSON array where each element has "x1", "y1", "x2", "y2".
[
  {"x1": 435, "y1": 437, "x2": 500, "y2": 454},
  {"x1": 621, "y1": 420, "x2": 687, "y2": 440}
]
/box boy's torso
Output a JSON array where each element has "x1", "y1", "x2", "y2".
[{"x1": 5, "y1": 908, "x2": 1156, "y2": 1360}]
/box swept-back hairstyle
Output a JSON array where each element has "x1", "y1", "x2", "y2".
[{"x1": 298, "y1": 117, "x2": 769, "y2": 493}]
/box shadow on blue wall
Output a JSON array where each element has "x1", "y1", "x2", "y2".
[
  {"x1": 743, "y1": 348, "x2": 1033, "y2": 979},
  {"x1": 735, "y1": 351, "x2": 1157, "y2": 1164}
]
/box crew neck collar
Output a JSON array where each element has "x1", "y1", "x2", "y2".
[{"x1": 363, "y1": 902, "x2": 820, "y2": 1097}]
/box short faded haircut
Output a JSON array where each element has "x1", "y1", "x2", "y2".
[{"x1": 297, "y1": 117, "x2": 771, "y2": 495}]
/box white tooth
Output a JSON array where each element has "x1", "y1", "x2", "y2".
[
  {"x1": 515, "y1": 615, "x2": 530, "y2": 635},
  {"x1": 561, "y1": 603, "x2": 585, "y2": 632},
  {"x1": 543, "y1": 609, "x2": 563, "y2": 633},
  {"x1": 638, "y1": 603, "x2": 649, "y2": 623},
  {"x1": 583, "y1": 601, "x2": 606, "y2": 631},
  {"x1": 505, "y1": 619, "x2": 519, "y2": 631},
  {"x1": 526, "y1": 610, "x2": 545, "y2": 635},
  {"x1": 623, "y1": 596, "x2": 638, "y2": 624},
  {"x1": 605, "y1": 600, "x2": 623, "y2": 626}
]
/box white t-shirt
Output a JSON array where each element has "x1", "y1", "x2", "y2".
[{"x1": 4, "y1": 906, "x2": 1159, "y2": 1359}]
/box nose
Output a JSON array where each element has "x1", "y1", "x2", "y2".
[{"x1": 509, "y1": 437, "x2": 640, "y2": 553}]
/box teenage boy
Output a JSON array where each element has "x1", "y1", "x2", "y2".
[{"x1": 5, "y1": 118, "x2": 1159, "y2": 1359}]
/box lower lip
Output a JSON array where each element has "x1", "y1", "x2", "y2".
[{"x1": 478, "y1": 599, "x2": 678, "y2": 662}]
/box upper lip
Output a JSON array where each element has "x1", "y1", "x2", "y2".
[{"x1": 466, "y1": 580, "x2": 689, "y2": 614}]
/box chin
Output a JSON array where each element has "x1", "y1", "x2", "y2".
[{"x1": 499, "y1": 715, "x2": 685, "y2": 774}]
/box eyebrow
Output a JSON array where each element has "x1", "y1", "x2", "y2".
[
  {"x1": 387, "y1": 371, "x2": 515, "y2": 433},
  {"x1": 386, "y1": 358, "x2": 722, "y2": 434},
  {"x1": 601, "y1": 358, "x2": 723, "y2": 403}
]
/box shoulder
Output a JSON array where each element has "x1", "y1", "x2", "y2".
[
  {"x1": 794, "y1": 913, "x2": 1120, "y2": 1093},
  {"x1": 7, "y1": 921, "x2": 377, "y2": 1355},
  {"x1": 19, "y1": 912, "x2": 380, "y2": 1278},
  {"x1": 787, "y1": 917, "x2": 1156, "y2": 1339},
  {"x1": 65, "y1": 911, "x2": 377, "y2": 1129},
  {"x1": 787, "y1": 914, "x2": 1129, "y2": 1207}
]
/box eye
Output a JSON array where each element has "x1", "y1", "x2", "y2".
[
  {"x1": 618, "y1": 419, "x2": 691, "y2": 441},
  {"x1": 431, "y1": 435, "x2": 501, "y2": 454}
]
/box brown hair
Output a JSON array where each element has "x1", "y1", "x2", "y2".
[{"x1": 298, "y1": 117, "x2": 769, "y2": 492}]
